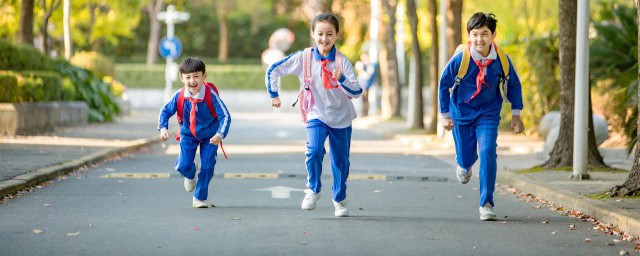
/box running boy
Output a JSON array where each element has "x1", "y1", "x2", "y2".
[
  {"x1": 438, "y1": 13, "x2": 524, "y2": 221},
  {"x1": 158, "y1": 57, "x2": 231, "y2": 208},
  {"x1": 265, "y1": 13, "x2": 362, "y2": 217}
]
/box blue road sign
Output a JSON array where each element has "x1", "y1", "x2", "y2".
[{"x1": 159, "y1": 37, "x2": 183, "y2": 59}]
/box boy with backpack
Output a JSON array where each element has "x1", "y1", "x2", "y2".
[
  {"x1": 158, "y1": 57, "x2": 231, "y2": 208},
  {"x1": 438, "y1": 13, "x2": 524, "y2": 221}
]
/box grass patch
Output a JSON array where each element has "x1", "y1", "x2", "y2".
[
  {"x1": 515, "y1": 166, "x2": 628, "y2": 174},
  {"x1": 115, "y1": 63, "x2": 301, "y2": 91},
  {"x1": 588, "y1": 192, "x2": 640, "y2": 200}
]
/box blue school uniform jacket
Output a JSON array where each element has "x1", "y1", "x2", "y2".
[
  {"x1": 158, "y1": 85, "x2": 231, "y2": 140},
  {"x1": 438, "y1": 45, "x2": 523, "y2": 125}
]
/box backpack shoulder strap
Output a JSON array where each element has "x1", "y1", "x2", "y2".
[
  {"x1": 455, "y1": 43, "x2": 470, "y2": 85},
  {"x1": 176, "y1": 87, "x2": 185, "y2": 124},
  {"x1": 203, "y1": 82, "x2": 218, "y2": 119},
  {"x1": 302, "y1": 47, "x2": 313, "y2": 88},
  {"x1": 494, "y1": 43, "x2": 511, "y2": 103},
  {"x1": 495, "y1": 44, "x2": 510, "y2": 79}
]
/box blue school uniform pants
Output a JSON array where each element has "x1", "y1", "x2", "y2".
[
  {"x1": 305, "y1": 119, "x2": 352, "y2": 202},
  {"x1": 452, "y1": 118, "x2": 499, "y2": 207},
  {"x1": 174, "y1": 135, "x2": 218, "y2": 201}
]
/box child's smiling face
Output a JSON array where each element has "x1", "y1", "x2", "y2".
[
  {"x1": 468, "y1": 26, "x2": 495, "y2": 57},
  {"x1": 180, "y1": 71, "x2": 207, "y2": 95},
  {"x1": 311, "y1": 21, "x2": 338, "y2": 56}
]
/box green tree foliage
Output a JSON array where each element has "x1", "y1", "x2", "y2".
[{"x1": 590, "y1": 2, "x2": 638, "y2": 152}]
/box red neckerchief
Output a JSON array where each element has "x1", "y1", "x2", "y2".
[
  {"x1": 319, "y1": 59, "x2": 339, "y2": 89},
  {"x1": 465, "y1": 42, "x2": 495, "y2": 103}
]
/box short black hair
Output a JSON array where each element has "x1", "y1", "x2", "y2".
[
  {"x1": 467, "y1": 12, "x2": 497, "y2": 34},
  {"x1": 311, "y1": 13, "x2": 340, "y2": 33},
  {"x1": 179, "y1": 57, "x2": 206, "y2": 74}
]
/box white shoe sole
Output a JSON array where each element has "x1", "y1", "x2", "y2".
[{"x1": 480, "y1": 213, "x2": 496, "y2": 221}]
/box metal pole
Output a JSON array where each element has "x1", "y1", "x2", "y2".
[
  {"x1": 437, "y1": 0, "x2": 448, "y2": 138},
  {"x1": 572, "y1": 0, "x2": 590, "y2": 180},
  {"x1": 163, "y1": 5, "x2": 176, "y2": 103}
]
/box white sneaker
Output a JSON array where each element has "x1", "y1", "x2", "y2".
[
  {"x1": 183, "y1": 162, "x2": 199, "y2": 192},
  {"x1": 479, "y1": 203, "x2": 496, "y2": 221},
  {"x1": 456, "y1": 165, "x2": 472, "y2": 184},
  {"x1": 333, "y1": 200, "x2": 349, "y2": 217},
  {"x1": 301, "y1": 189, "x2": 320, "y2": 210},
  {"x1": 192, "y1": 197, "x2": 208, "y2": 208}
]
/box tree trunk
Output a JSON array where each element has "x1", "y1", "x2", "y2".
[
  {"x1": 145, "y1": 0, "x2": 164, "y2": 66},
  {"x1": 63, "y1": 0, "x2": 71, "y2": 60},
  {"x1": 40, "y1": 0, "x2": 61, "y2": 55},
  {"x1": 445, "y1": 0, "x2": 462, "y2": 57},
  {"x1": 426, "y1": 0, "x2": 438, "y2": 134},
  {"x1": 542, "y1": 0, "x2": 577, "y2": 168},
  {"x1": 542, "y1": 0, "x2": 607, "y2": 169},
  {"x1": 609, "y1": 0, "x2": 640, "y2": 196},
  {"x1": 380, "y1": 0, "x2": 401, "y2": 119},
  {"x1": 406, "y1": 0, "x2": 423, "y2": 129},
  {"x1": 217, "y1": 6, "x2": 229, "y2": 62},
  {"x1": 320, "y1": 0, "x2": 333, "y2": 13},
  {"x1": 18, "y1": 0, "x2": 34, "y2": 46}
]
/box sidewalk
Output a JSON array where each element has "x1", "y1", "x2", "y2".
[
  {"x1": 0, "y1": 110, "x2": 161, "y2": 198},
  {"x1": 356, "y1": 115, "x2": 640, "y2": 239},
  {"x1": 1, "y1": 109, "x2": 639, "y2": 239}
]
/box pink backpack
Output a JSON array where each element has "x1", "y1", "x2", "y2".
[{"x1": 294, "y1": 47, "x2": 344, "y2": 123}]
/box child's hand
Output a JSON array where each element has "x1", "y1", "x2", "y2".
[
  {"x1": 442, "y1": 117, "x2": 454, "y2": 131},
  {"x1": 332, "y1": 69, "x2": 342, "y2": 80},
  {"x1": 511, "y1": 115, "x2": 525, "y2": 134},
  {"x1": 271, "y1": 97, "x2": 281, "y2": 108},
  {"x1": 160, "y1": 128, "x2": 169, "y2": 141},
  {"x1": 210, "y1": 134, "x2": 222, "y2": 145}
]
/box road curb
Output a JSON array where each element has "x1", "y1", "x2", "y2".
[
  {"x1": 497, "y1": 171, "x2": 640, "y2": 237},
  {"x1": 0, "y1": 137, "x2": 160, "y2": 199}
]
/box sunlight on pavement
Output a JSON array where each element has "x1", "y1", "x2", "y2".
[{"x1": 0, "y1": 136, "x2": 145, "y2": 147}]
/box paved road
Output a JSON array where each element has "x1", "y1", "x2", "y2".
[{"x1": 0, "y1": 112, "x2": 636, "y2": 255}]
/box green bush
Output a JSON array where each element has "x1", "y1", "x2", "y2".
[
  {"x1": 0, "y1": 39, "x2": 53, "y2": 71},
  {"x1": 51, "y1": 59, "x2": 120, "y2": 122},
  {"x1": 70, "y1": 51, "x2": 116, "y2": 79},
  {"x1": 115, "y1": 63, "x2": 300, "y2": 91},
  {"x1": 0, "y1": 71, "x2": 19, "y2": 102},
  {"x1": 18, "y1": 71, "x2": 63, "y2": 102},
  {"x1": 0, "y1": 71, "x2": 64, "y2": 102}
]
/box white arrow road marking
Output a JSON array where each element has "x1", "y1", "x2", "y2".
[{"x1": 255, "y1": 186, "x2": 305, "y2": 199}]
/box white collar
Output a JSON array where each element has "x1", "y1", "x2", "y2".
[
  {"x1": 183, "y1": 84, "x2": 206, "y2": 100},
  {"x1": 470, "y1": 43, "x2": 497, "y2": 62}
]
